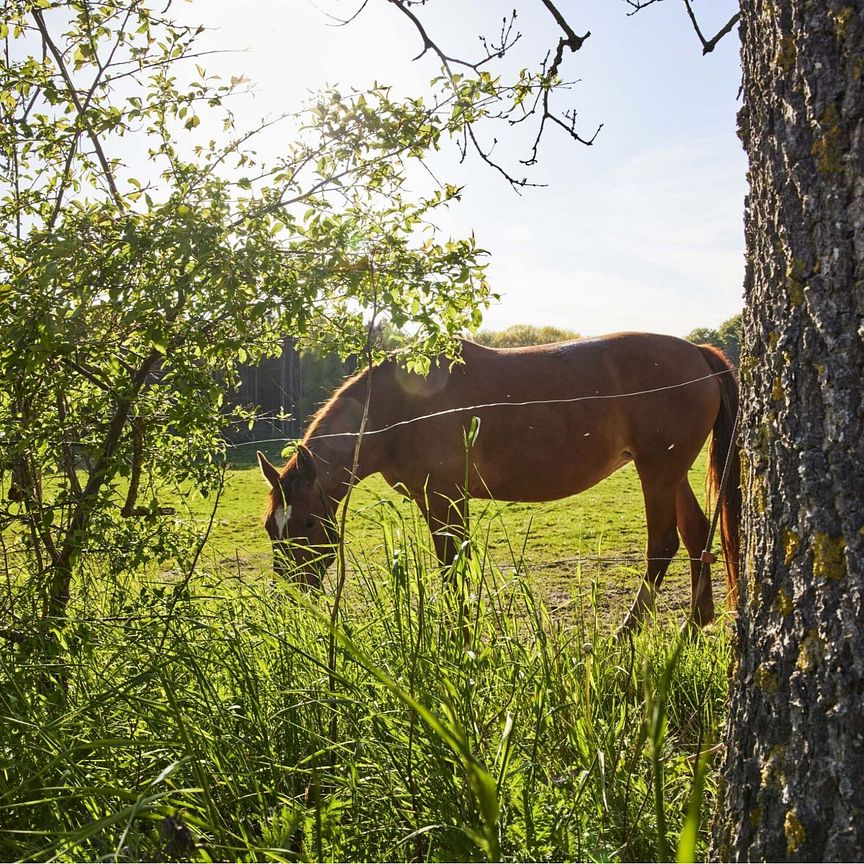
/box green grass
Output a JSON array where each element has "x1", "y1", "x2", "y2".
[{"x1": 0, "y1": 448, "x2": 729, "y2": 862}]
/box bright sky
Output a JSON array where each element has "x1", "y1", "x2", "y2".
[{"x1": 179, "y1": 0, "x2": 745, "y2": 337}]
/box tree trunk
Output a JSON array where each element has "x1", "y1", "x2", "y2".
[{"x1": 714, "y1": 1, "x2": 864, "y2": 860}]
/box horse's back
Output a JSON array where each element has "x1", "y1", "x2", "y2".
[
  {"x1": 452, "y1": 334, "x2": 720, "y2": 420},
  {"x1": 378, "y1": 333, "x2": 724, "y2": 501}
]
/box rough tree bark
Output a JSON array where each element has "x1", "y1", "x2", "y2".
[{"x1": 714, "y1": 0, "x2": 864, "y2": 860}]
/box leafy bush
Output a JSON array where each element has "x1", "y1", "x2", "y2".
[
  {"x1": 473, "y1": 324, "x2": 581, "y2": 349},
  {"x1": 0, "y1": 2, "x2": 488, "y2": 625}
]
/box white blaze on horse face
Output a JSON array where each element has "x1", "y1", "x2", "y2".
[{"x1": 274, "y1": 505, "x2": 292, "y2": 539}]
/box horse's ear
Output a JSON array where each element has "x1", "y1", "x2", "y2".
[
  {"x1": 296, "y1": 445, "x2": 317, "y2": 484},
  {"x1": 257, "y1": 451, "x2": 281, "y2": 489}
]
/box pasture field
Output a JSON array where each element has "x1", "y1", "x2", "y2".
[
  {"x1": 0, "y1": 449, "x2": 731, "y2": 862},
  {"x1": 201, "y1": 444, "x2": 713, "y2": 628}
]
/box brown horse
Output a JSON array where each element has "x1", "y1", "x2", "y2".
[{"x1": 257, "y1": 333, "x2": 740, "y2": 630}]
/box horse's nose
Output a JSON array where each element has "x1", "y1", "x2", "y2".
[
  {"x1": 299, "y1": 569, "x2": 322, "y2": 590},
  {"x1": 272, "y1": 543, "x2": 291, "y2": 579}
]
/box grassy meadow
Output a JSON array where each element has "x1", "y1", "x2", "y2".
[
  {"x1": 202, "y1": 444, "x2": 711, "y2": 627},
  {"x1": 0, "y1": 448, "x2": 731, "y2": 862}
]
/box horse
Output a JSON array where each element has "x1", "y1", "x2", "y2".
[{"x1": 256, "y1": 333, "x2": 740, "y2": 631}]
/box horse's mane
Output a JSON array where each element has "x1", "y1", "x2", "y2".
[
  {"x1": 263, "y1": 363, "x2": 374, "y2": 518},
  {"x1": 300, "y1": 364, "x2": 372, "y2": 452},
  {"x1": 298, "y1": 342, "x2": 477, "y2": 456}
]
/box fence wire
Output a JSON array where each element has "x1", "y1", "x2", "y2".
[{"x1": 227, "y1": 366, "x2": 736, "y2": 447}]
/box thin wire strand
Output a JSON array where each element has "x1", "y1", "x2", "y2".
[{"x1": 228, "y1": 366, "x2": 736, "y2": 448}]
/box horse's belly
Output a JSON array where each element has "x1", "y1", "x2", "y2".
[{"x1": 469, "y1": 447, "x2": 631, "y2": 502}]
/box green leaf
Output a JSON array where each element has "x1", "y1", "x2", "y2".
[{"x1": 149, "y1": 332, "x2": 168, "y2": 355}]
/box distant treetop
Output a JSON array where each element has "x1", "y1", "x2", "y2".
[
  {"x1": 472, "y1": 324, "x2": 581, "y2": 349},
  {"x1": 685, "y1": 313, "x2": 741, "y2": 366}
]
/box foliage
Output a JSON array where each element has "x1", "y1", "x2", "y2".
[
  {"x1": 472, "y1": 324, "x2": 581, "y2": 349},
  {"x1": 686, "y1": 314, "x2": 741, "y2": 366},
  {"x1": 293, "y1": 321, "x2": 409, "y2": 426},
  {"x1": 0, "y1": 1, "x2": 492, "y2": 623}
]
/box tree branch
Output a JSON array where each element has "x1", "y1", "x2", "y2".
[
  {"x1": 33, "y1": 7, "x2": 127, "y2": 216},
  {"x1": 538, "y1": 0, "x2": 591, "y2": 78},
  {"x1": 386, "y1": 0, "x2": 495, "y2": 72},
  {"x1": 120, "y1": 416, "x2": 145, "y2": 518},
  {"x1": 683, "y1": 2, "x2": 740, "y2": 55},
  {"x1": 622, "y1": 0, "x2": 665, "y2": 17},
  {"x1": 626, "y1": 0, "x2": 739, "y2": 54}
]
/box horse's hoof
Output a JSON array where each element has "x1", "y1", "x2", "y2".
[{"x1": 613, "y1": 620, "x2": 637, "y2": 643}]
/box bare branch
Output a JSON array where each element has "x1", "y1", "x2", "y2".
[
  {"x1": 316, "y1": 0, "x2": 371, "y2": 27},
  {"x1": 547, "y1": 106, "x2": 603, "y2": 147},
  {"x1": 380, "y1": 0, "x2": 597, "y2": 188},
  {"x1": 385, "y1": 0, "x2": 489, "y2": 72},
  {"x1": 684, "y1": 2, "x2": 741, "y2": 55},
  {"x1": 627, "y1": 0, "x2": 740, "y2": 53},
  {"x1": 465, "y1": 123, "x2": 541, "y2": 190},
  {"x1": 522, "y1": 82, "x2": 603, "y2": 166},
  {"x1": 622, "y1": 0, "x2": 665, "y2": 17},
  {"x1": 538, "y1": 0, "x2": 590, "y2": 78}
]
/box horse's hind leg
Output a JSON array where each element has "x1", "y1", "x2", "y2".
[
  {"x1": 620, "y1": 472, "x2": 680, "y2": 632},
  {"x1": 676, "y1": 478, "x2": 714, "y2": 627}
]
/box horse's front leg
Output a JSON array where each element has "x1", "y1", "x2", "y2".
[{"x1": 414, "y1": 489, "x2": 470, "y2": 572}]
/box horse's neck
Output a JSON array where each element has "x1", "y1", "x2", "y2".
[{"x1": 307, "y1": 375, "x2": 379, "y2": 499}]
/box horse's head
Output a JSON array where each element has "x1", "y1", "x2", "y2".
[{"x1": 257, "y1": 446, "x2": 336, "y2": 587}]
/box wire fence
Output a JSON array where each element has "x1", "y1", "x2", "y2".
[{"x1": 227, "y1": 366, "x2": 736, "y2": 448}]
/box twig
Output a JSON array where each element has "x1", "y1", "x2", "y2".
[
  {"x1": 33, "y1": 7, "x2": 130, "y2": 222},
  {"x1": 155, "y1": 462, "x2": 226, "y2": 655},
  {"x1": 685, "y1": 3, "x2": 741, "y2": 55},
  {"x1": 626, "y1": 0, "x2": 739, "y2": 54},
  {"x1": 326, "y1": 257, "x2": 379, "y2": 753}
]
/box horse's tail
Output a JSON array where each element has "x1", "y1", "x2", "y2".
[{"x1": 698, "y1": 345, "x2": 741, "y2": 606}]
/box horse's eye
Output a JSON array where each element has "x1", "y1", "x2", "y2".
[{"x1": 305, "y1": 518, "x2": 316, "y2": 531}]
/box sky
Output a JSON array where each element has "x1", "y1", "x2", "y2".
[{"x1": 178, "y1": 0, "x2": 746, "y2": 338}]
